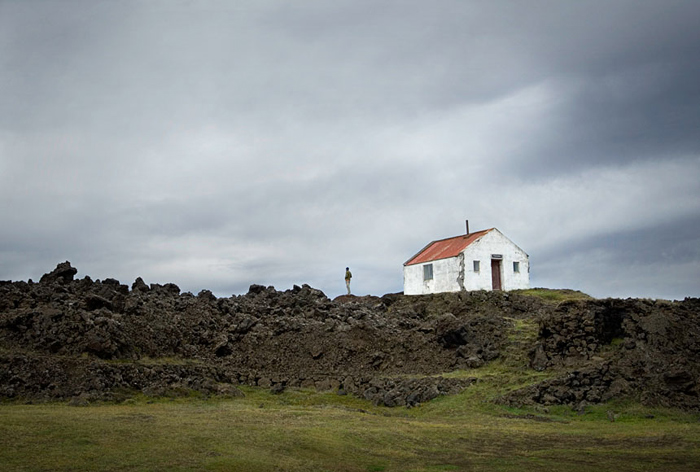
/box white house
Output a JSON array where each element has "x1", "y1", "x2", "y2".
[{"x1": 403, "y1": 227, "x2": 529, "y2": 295}]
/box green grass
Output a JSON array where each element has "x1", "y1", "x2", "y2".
[
  {"x1": 513, "y1": 288, "x2": 593, "y2": 303},
  {"x1": 2, "y1": 386, "x2": 699, "y2": 472}
]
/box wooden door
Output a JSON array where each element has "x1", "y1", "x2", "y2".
[{"x1": 491, "y1": 259, "x2": 502, "y2": 290}]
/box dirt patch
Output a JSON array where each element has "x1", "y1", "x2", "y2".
[{"x1": 501, "y1": 413, "x2": 567, "y2": 423}]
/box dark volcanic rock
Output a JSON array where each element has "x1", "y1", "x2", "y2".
[
  {"x1": 40, "y1": 261, "x2": 78, "y2": 284},
  {"x1": 2, "y1": 263, "x2": 699, "y2": 410},
  {"x1": 132, "y1": 277, "x2": 149, "y2": 292},
  {"x1": 501, "y1": 298, "x2": 700, "y2": 410}
]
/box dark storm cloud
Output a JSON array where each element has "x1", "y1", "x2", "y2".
[
  {"x1": 533, "y1": 214, "x2": 700, "y2": 300},
  {"x1": 1, "y1": 0, "x2": 699, "y2": 299},
  {"x1": 524, "y1": 63, "x2": 700, "y2": 175},
  {"x1": 551, "y1": 215, "x2": 700, "y2": 268}
]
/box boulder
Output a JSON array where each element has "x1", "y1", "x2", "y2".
[{"x1": 40, "y1": 261, "x2": 78, "y2": 284}]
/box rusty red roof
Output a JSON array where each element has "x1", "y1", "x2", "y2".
[{"x1": 404, "y1": 228, "x2": 493, "y2": 266}]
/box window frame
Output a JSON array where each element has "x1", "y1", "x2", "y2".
[{"x1": 423, "y1": 263, "x2": 434, "y2": 281}]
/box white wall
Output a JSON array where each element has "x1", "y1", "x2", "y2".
[
  {"x1": 403, "y1": 256, "x2": 462, "y2": 295},
  {"x1": 403, "y1": 229, "x2": 529, "y2": 295}
]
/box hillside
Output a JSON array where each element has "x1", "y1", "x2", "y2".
[{"x1": 1, "y1": 262, "x2": 699, "y2": 410}]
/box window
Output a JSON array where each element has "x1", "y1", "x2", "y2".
[
  {"x1": 423, "y1": 264, "x2": 433, "y2": 281},
  {"x1": 513, "y1": 261, "x2": 520, "y2": 273},
  {"x1": 473, "y1": 260, "x2": 480, "y2": 273}
]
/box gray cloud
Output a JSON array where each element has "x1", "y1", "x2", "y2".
[
  {"x1": 533, "y1": 214, "x2": 700, "y2": 300},
  {"x1": 1, "y1": 0, "x2": 699, "y2": 300}
]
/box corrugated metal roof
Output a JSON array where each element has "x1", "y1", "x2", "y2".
[{"x1": 404, "y1": 228, "x2": 493, "y2": 266}]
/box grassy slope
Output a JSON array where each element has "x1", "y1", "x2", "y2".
[
  {"x1": 1, "y1": 390, "x2": 699, "y2": 472},
  {"x1": 1, "y1": 290, "x2": 698, "y2": 471}
]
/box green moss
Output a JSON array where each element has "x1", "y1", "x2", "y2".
[{"x1": 514, "y1": 288, "x2": 593, "y2": 303}]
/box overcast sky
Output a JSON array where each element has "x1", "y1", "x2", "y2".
[{"x1": 1, "y1": 0, "x2": 699, "y2": 300}]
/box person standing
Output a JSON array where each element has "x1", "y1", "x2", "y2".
[{"x1": 345, "y1": 267, "x2": 352, "y2": 295}]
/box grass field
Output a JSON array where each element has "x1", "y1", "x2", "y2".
[{"x1": 2, "y1": 383, "x2": 699, "y2": 472}]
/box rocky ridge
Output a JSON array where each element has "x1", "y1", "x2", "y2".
[{"x1": 1, "y1": 262, "x2": 699, "y2": 410}]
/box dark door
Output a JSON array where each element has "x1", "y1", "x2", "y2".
[{"x1": 491, "y1": 259, "x2": 502, "y2": 290}]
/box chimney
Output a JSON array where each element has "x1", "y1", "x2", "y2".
[{"x1": 465, "y1": 219, "x2": 470, "y2": 235}]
